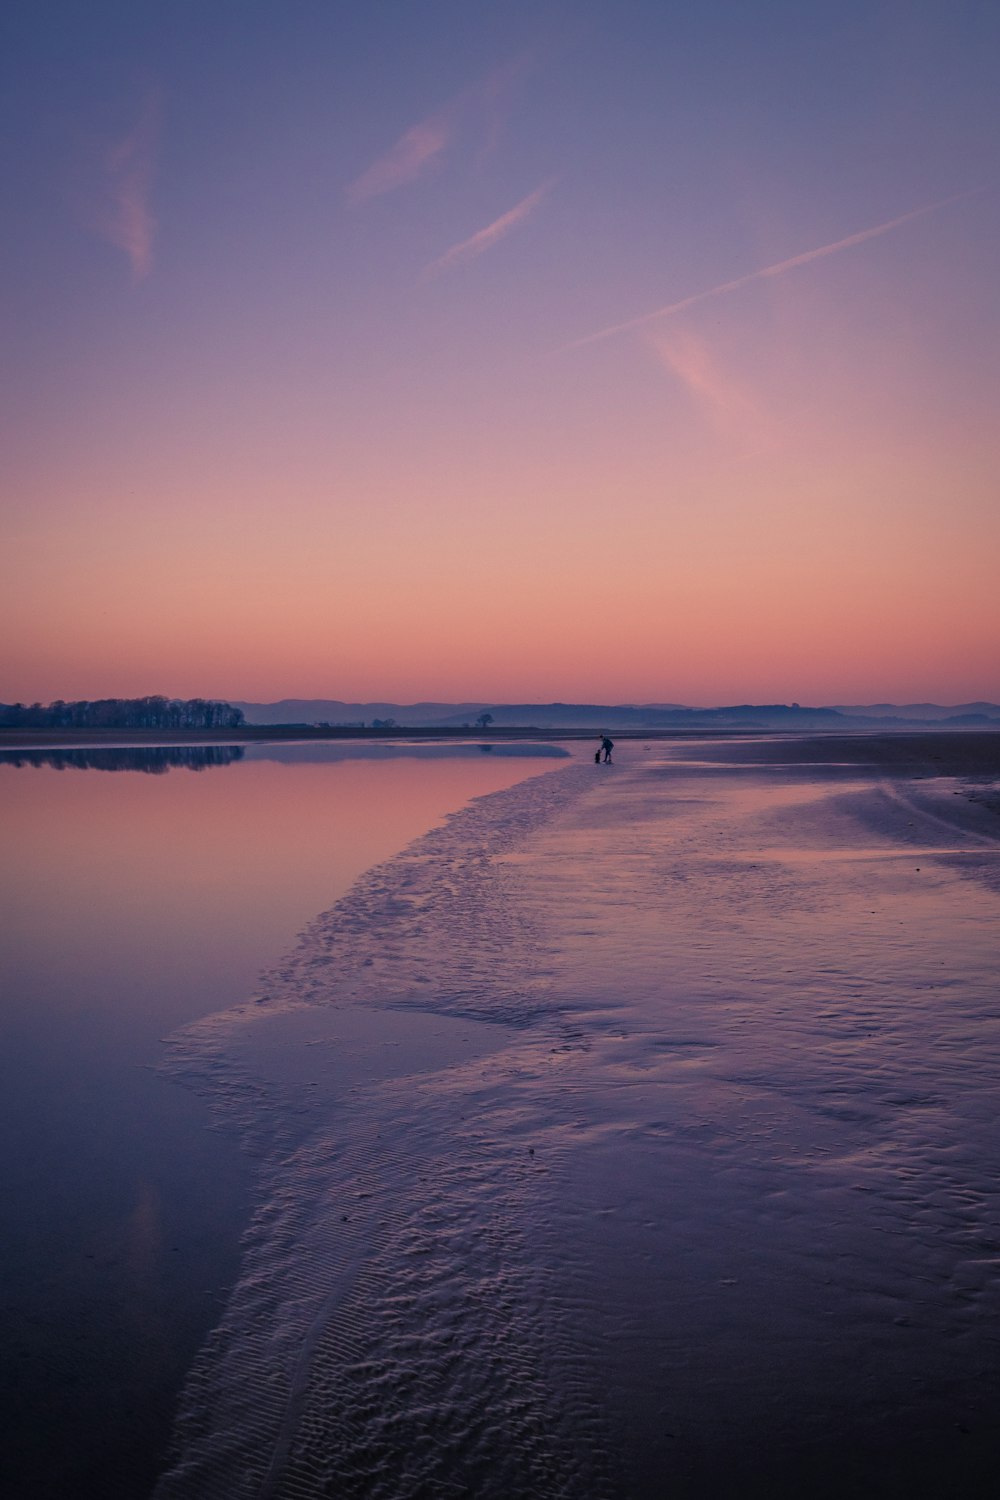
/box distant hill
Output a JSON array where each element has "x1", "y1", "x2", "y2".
[
  {"x1": 833, "y1": 702, "x2": 1000, "y2": 722},
  {"x1": 237, "y1": 700, "x2": 840, "y2": 730},
  {"x1": 431, "y1": 703, "x2": 847, "y2": 729},
  {"x1": 235, "y1": 698, "x2": 1000, "y2": 731}
]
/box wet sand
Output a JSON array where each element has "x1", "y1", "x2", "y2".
[{"x1": 158, "y1": 733, "x2": 1000, "y2": 1498}]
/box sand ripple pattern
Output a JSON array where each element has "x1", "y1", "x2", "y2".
[
  {"x1": 155, "y1": 764, "x2": 611, "y2": 1500},
  {"x1": 157, "y1": 745, "x2": 1000, "y2": 1498}
]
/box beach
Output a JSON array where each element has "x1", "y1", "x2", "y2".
[{"x1": 153, "y1": 732, "x2": 1000, "y2": 1498}]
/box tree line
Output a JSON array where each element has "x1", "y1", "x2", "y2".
[{"x1": 0, "y1": 696, "x2": 246, "y2": 729}]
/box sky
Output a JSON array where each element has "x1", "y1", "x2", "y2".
[{"x1": 2, "y1": 0, "x2": 998, "y2": 707}]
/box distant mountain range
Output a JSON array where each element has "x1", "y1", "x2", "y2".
[
  {"x1": 234, "y1": 699, "x2": 1000, "y2": 730},
  {"x1": 832, "y1": 702, "x2": 1000, "y2": 721}
]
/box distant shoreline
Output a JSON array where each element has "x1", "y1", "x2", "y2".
[
  {"x1": 0, "y1": 724, "x2": 742, "y2": 748},
  {"x1": 3, "y1": 724, "x2": 1000, "y2": 752}
]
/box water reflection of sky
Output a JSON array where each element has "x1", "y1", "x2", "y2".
[{"x1": 0, "y1": 746, "x2": 570, "y2": 1499}]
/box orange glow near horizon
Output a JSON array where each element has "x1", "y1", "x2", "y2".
[{"x1": 6, "y1": 355, "x2": 996, "y2": 706}]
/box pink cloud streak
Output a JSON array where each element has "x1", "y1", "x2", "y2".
[
  {"x1": 346, "y1": 56, "x2": 535, "y2": 206},
  {"x1": 346, "y1": 113, "x2": 453, "y2": 203},
  {"x1": 98, "y1": 93, "x2": 160, "y2": 281}
]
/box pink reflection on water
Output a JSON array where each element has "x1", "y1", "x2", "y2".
[
  {"x1": 0, "y1": 747, "x2": 571, "y2": 1497},
  {"x1": 1, "y1": 752, "x2": 566, "y2": 1030}
]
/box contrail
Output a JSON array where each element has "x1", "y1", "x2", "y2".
[
  {"x1": 425, "y1": 179, "x2": 553, "y2": 276},
  {"x1": 565, "y1": 190, "x2": 981, "y2": 351}
]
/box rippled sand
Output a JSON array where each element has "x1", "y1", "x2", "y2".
[{"x1": 158, "y1": 735, "x2": 1000, "y2": 1498}]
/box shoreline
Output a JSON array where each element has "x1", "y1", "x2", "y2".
[
  {"x1": 0, "y1": 725, "x2": 735, "y2": 748},
  {"x1": 3, "y1": 724, "x2": 1000, "y2": 752}
]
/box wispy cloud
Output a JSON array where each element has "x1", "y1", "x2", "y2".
[
  {"x1": 346, "y1": 55, "x2": 536, "y2": 205},
  {"x1": 425, "y1": 179, "x2": 554, "y2": 276},
  {"x1": 567, "y1": 191, "x2": 981, "y2": 350},
  {"x1": 96, "y1": 92, "x2": 160, "y2": 281},
  {"x1": 475, "y1": 50, "x2": 536, "y2": 166},
  {"x1": 347, "y1": 111, "x2": 454, "y2": 204},
  {"x1": 647, "y1": 328, "x2": 771, "y2": 454}
]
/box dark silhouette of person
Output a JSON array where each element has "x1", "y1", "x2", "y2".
[
  {"x1": 595, "y1": 747, "x2": 601, "y2": 764},
  {"x1": 601, "y1": 735, "x2": 614, "y2": 763}
]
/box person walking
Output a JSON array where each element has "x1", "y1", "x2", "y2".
[{"x1": 601, "y1": 735, "x2": 614, "y2": 764}]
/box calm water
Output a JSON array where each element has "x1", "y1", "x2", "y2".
[{"x1": 0, "y1": 742, "x2": 569, "y2": 1499}]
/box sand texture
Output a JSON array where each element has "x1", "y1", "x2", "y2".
[{"x1": 157, "y1": 736, "x2": 1000, "y2": 1498}]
